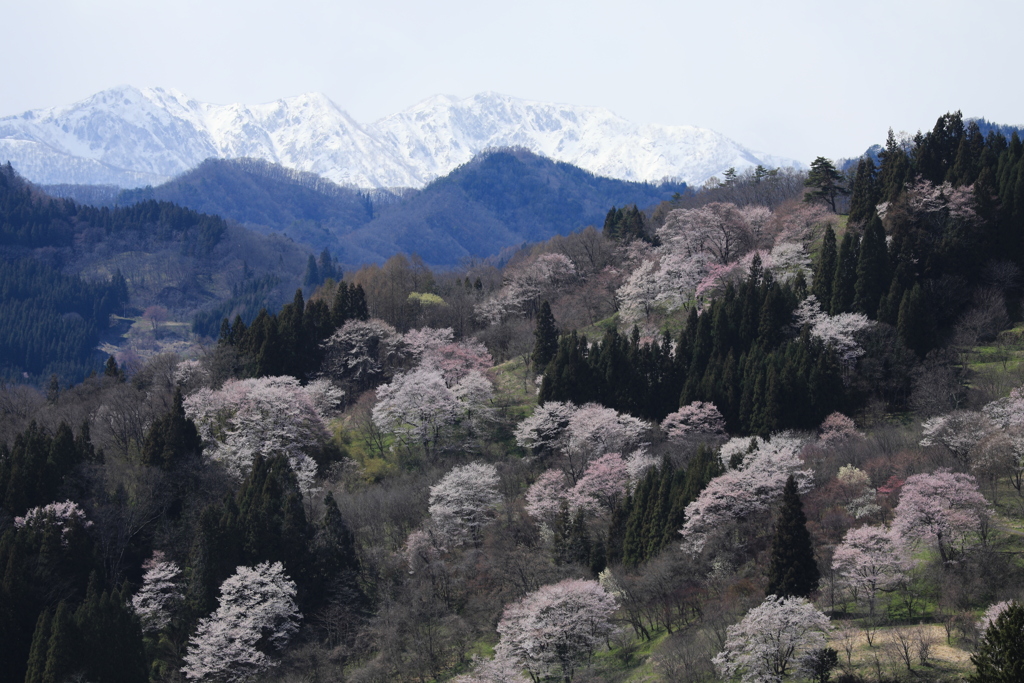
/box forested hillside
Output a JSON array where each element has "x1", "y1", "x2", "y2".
[
  {"x1": 47, "y1": 150, "x2": 687, "y2": 266},
  {"x1": 0, "y1": 163, "x2": 310, "y2": 384},
  {"x1": 4, "y1": 112, "x2": 1024, "y2": 683}
]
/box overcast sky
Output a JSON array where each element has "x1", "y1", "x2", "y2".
[{"x1": 2, "y1": 0, "x2": 1021, "y2": 164}]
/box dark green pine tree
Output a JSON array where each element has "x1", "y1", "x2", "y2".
[
  {"x1": 24, "y1": 609, "x2": 53, "y2": 683},
  {"x1": 853, "y1": 215, "x2": 890, "y2": 318},
  {"x1": 605, "y1": 497, "x2": 629, "y2": 566},
  {"x1": 897, "y1": 283, "x2": 930, "y2": 357},
  {"x1": 765, "y1": 475, "x2": 819, "y2": 598},
  {"x1": 970, "y1": 601, "x2": 1024, "y2": 683},
  {"x1": 141, "y1": 389, "x2": 203, "y2": 469},
  {"x1": 532, "y1": 301, "x2": 559, "y2": 371},
  {"x1": 878, "y1": 129, "x2": 910, "y2": 203},
  {"x1": 812, "y1": 226, "x2": 837, "y2": 312},
  {"x1": 103, "y1": 355, "x2": 123, "y2": 381},
  {"x1": 847, "y1": 158, "x2": 880, "y2": 225},
  {"x1": 42, "y1": 601, "x2": 76, "y2": 683},
  {"x1": 803, "y1": 157, "x2": 849, "y2": 213},
  {"x1": 304, "y1": 254, "x2": 321, "y2": 287},
  {"x1": 830, "y1": 231, "x2": 860, "y2": 314}
]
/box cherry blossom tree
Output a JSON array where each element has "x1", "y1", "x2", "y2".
[
  {"x1": 818, "y1": 413, "x2": 861, "y2": 447},
  {"x1": 793, "y1": 295, "x2": 873, "y2": 375},
  {"x1": 182, "y1": 562, "x2": 301, "y2": 683},
  {"x1": 680, "y1": 434, "x2": 811, "y2": 553},
  {"x1": 495, "y1": 579, "x2": 617, "y2": 682},
  {"x1": 514, "y1": 401, "x2": 576, "y2": 454},
  {"x1": 566, "y1": 452, "x2": 628, "y2": 514},
  {"x1": 919, "y1": 411, "x2": 994, "y2": 468},
  {"x1": 184, "y1": 376, "x2": 325, "y2": 492},
  {"x1": 525, "y1": 469, "x2": 569, "y2": 523},
  {"x1": 661, "y1": 402, "x2": 726, "y2": 445},
  {"x1": 320, "y1": 318, "x2": 403, "y2": 392},
  {"x1": 132, "y1": 553, "x2": 184, "y2": 633},
  {"x1": 303, "y1": 378, "x2": 345, "y2": 420},
  {"x1": 892, "y1": 469, "x2": 990, "y2": 563},
  {"x1": 476, "y1": 253, "x2": 577, "y2": 324},
  {"x1": 712, "y1": 595, "x2": 831, "y2": 683},
  {"x1": 428, "y1": 462, "x2": 502, "y2": 544},
  {"x1": 14, "y1": 500, "x2": 93, "y2": 534},
  {"x1": 514, "y1": 401, "x2": 649, "y2": 482},
  {"x1": 831, "y1": 525, "x2": 910, "y2": 618},
  {"x1": 372, "y1": 363, "x2": 495, "y2": 457}
]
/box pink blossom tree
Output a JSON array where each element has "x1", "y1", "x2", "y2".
[
  {"x1": 892, "y1": 469, "x2": 990, "y2": 563},
  {"x1": 320, "y1": 318, "x2": 403, "y2": 392},
  {"x1": 831, "y1": 525, "x2": 910, "y2": 618},
  {"x1": 818, "y1": 412, "x2": 861, "y2": 448},
  {"x1": 495, "y1": 579, "x2": 617, "y2": 682},
  {"x1": 372, "y1": 367, "x2": 494, "y2": 457},
  {"x1": 524, "y1": 469, "x2": 569, "y2": 523},
  {"x1": 793, "y1": 295, "x2": 873, "y2": 375},
  {"x1": 712, "y1": 595, "x2": 831, "y2": 683},
  {"x1": 566, "y1": 452, "x2": 628, "y2": 514},
  {"x1": 182, "y1": 562, "x2": 301, "y2": 683}
]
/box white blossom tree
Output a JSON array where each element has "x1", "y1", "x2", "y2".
[
  {"x1": 919, "y1": 410, "x2": 995, "y2": 468},
  {"x1": 661, "y1": 401, "x2": 726, "y2": 445},
  {"x1": 428, "y1": 462, "x2": 502, "y2": 544},
  {"x1": 793, "y1": 295, "x2": 873, "y2": 376},
  {"x1": 495, "y1": 579, "x2": 617, "y2": 682},
  {"x1": 184, "y1": 376, "x2": 325, "y2": 492},
  {"x1": 372, "y1": 366, "x2": 494, "y2": 457},
  {"x1": 182, "y1": 562, "x2": 301, "y2": 683},
  {"x1": 712, "y1": 595, "x2": 831, "y2": 683},
  {"x1": 132, "y1": 553, "x2": 184, "y2": 633},
  {"x1": 680, "y1": 433, "x2": 811, "y2": 553}
]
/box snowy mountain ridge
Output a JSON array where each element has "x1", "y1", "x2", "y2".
[{"x1": 0, "y1": 86, "x2": 804, "y2": 189}]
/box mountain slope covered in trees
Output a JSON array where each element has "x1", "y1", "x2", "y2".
[
  {"x1": 4, "y1": 111, "x2": 1024, "y2": 683},
  {"x1": 49, "y1": 151, "x2": 688, "y2": 266}
]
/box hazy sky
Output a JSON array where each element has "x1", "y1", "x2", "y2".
[{"x1": 2, "y1": 0, "x2": 1021, "y2": 164}]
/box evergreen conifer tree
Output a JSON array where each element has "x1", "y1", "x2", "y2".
[
  {"x1": 848, "y1": 158, "x2": 880, "y2": 224},
  {"x1": 24, "y1": 609, "x2": 53, "y2": 683},
  {"x1": 813, "y1": 226, "x2": 837, "y2": 313},
  {"x1": 853, "y1": 215, "x2": 890, "y2": 318},
  {"x1": 765, "y1": 475, "x2": 819, "y2": 598},
  {"x1": 970, "y1": 601, "x2": 1024, "y2": 683},
  {"x1": 830, "y1": 231, "x2": 860, "y2": 314},
  {"x1": 532, "y1": 301, "x2": 559, "y2": 371}
]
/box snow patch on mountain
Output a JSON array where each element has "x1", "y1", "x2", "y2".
[{"x1": 0, "y1": 86, "x2": 803, "y2": 189}]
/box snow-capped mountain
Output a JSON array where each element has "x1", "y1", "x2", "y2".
[{"x1": 0, "y1": 86, "x2": 803, "y2": 189}]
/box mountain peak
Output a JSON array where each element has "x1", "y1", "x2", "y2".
[{"x1": 0, "y1": 88, "x2": 803, "y2": 189}]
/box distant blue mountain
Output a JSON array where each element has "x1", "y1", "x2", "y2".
[{"x1": 46, "y1": 150, "x2": 686, "y2": 267}]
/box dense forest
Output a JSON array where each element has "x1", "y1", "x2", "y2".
[
  {"x1": 0, "y1": 163, "x2": 311, "y2": 384},
  {"x1": 4, "y1": 112, "x2": 1024, "y2": 683}
]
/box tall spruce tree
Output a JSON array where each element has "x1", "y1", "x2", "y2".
[
  {"x1": 848, "y1": 158, "x2": 880, "y2": 224},
  {"x1": 830, "y1": 231, "x2": 860, "y2": 314},
  {"x1": 812, "y1": 226, "x2": 838, "y2": 310},
  {"x1": 532, "y1": 301, "x2": 559, "y2": 371},
  {"x1": 765, "y1": 475, "x2": 819, "y2": 598},
  {"x1": 853, "y1": 215, "x2": 889, "y2": 318},
  {"x1": 970, "y1": 602, "x2": 1024, "y2": 683}
]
